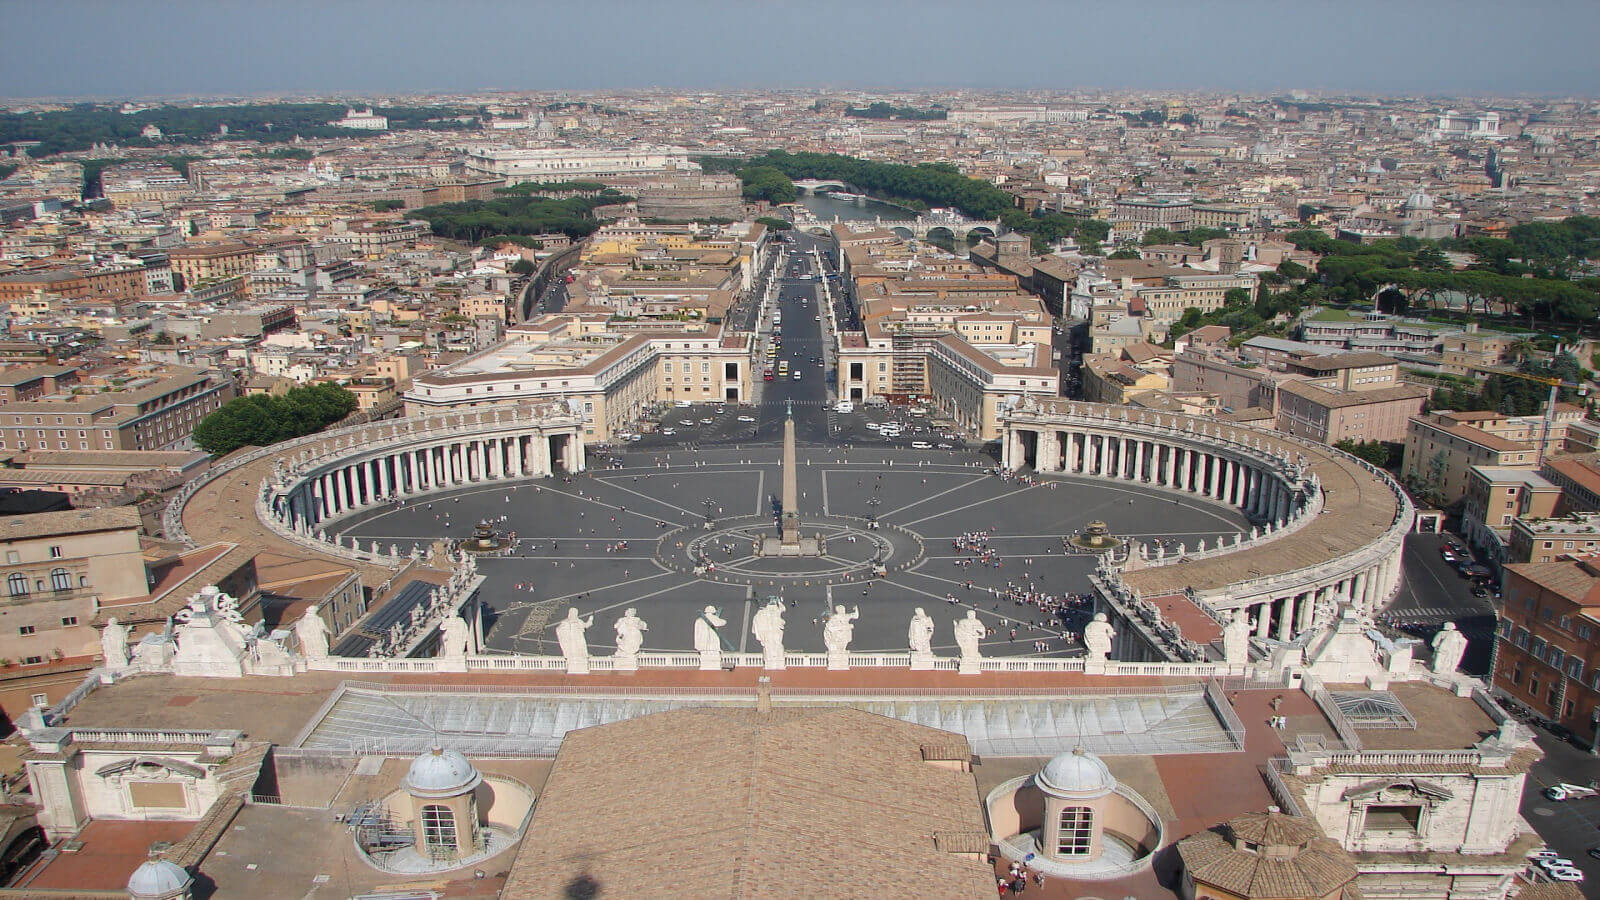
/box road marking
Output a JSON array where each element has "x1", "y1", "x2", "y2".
[
  {"x1": 897, "y1": 484, "x2": 1036, "y2": 527},
  {"x1": 877, "y1": 475, "x2": 989, "y2": 518}
]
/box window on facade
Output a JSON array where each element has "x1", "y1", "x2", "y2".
[
  {"x1": 22, "y1": 656, "x2": 41, "y2": 666},
  {"x1": 49, "y1": 569, "x2": 69, "y2": 592},
  {"x1": 4, "y1": 552, "x2": 16, "y2": 565},
  {"x1": 60, "y1": 616, "x2": 76, "y2": 627},
  {"x1": 1056, "y1": 806, "x2": 1093, "y2": 857},
  {"x1": 1363, "y1": 805, "x2": 1422, "y2": 835},
  {"x1": 17, "y1": 626, "x2": 33, "y2": 636},
  {"x1": 6, "y1": 573, "x2": 27, "y2": 597},
  {"x1": 420, "y1": 804, "x2": 457, "y2": 850}
]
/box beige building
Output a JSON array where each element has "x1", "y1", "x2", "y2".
[
  {"x1": 1402, "y1": 408, "x2": 1584, "y2": 507},
  {"x1": 1274, "y1": 380, "x2": 1428, "y2": 445},
  {"x1": 0, "y1": 367, "x2": 234, "y2": 453},
  {"x1": 1461, "y1": 468, "x2": 1563, "y2": 562},
  {"x1": 0, "y1": 507, "x2": 146, "y2": 666},
  {"x1": 405, "y1": 314, "x2": 752, "y2": 442},
  {"x1": 168, "y1": 243, "x2": 257, "y2": 290}
]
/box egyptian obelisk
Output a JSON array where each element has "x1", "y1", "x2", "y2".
[{"x1": 780, "y1": 399, "x2": 801, "y2": 547}]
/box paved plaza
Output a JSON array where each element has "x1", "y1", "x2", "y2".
[
  {"x1": 339, "y1": 444, "x2": 1249, "y2": 657},
  {"x1": 339, "y1": 251, "x2": 1252, "y2": 660}
]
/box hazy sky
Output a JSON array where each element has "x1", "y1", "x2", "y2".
[{"x1": 2, "y1": 0, "x2": 1595, "y2": 99}]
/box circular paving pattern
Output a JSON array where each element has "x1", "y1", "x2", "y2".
[{"x1": 655, "y1": 513, "x2": 923, "y2": 586}]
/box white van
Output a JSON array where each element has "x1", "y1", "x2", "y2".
[{"x1": 834, "y1": 401, "x2": 854, "y2": 413}]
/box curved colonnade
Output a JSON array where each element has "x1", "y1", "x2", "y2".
[
  {"x1": 1000, "y1": 399, "x2": 1413, "y2": 661},
  {"x1": 166, "y1": 397, "x2": 1410, "y2": 670},
  {"x1": 165, "y1": 404, "x2": 586, "y2": 568}
]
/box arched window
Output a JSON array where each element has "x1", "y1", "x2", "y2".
[
  {"x1": 6, "y1": 574, "x2": 27, "y2": 597},
  {"x1": 1057, "y1": 806, "x2": 1093, "y2": 857},
  {"x1": 49, "y1": 569, "x2": 69, "y2": 592},
  {"x1": 420, "y1": 804, "x2": 457, "y2": 851}
]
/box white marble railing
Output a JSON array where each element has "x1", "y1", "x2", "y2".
[
  {"x1": 68, "y1": 728, "x2": 223, "y2": 745},
  {"x1": 305, "y1": 652, "x2": 1268, "y2": 677}
]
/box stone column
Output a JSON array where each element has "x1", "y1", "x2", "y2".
[
  {"x1": 572, "y1": 432, "x2": 586, "y2": 472},
  {"x1": 1297, "y1": 590, "x2": 1316, "y2": 633},
  {"x1": 1222, "y1": 460, "x2": 1235, "y2": 504},
  {"x1": 1277, "y1": 594, "x2": 1295, "y2": 641},
  {"x1": 535, "y1": 432, "x2": 550, "y2": 476},
  {"x1": 1255, "y1": 603, "x2": 1272, "y2": 638},
  {"x1": 1162, "y1": 444, "x2": 1175, "y2": 486},
  {"x1": 511, "y1": 435, "x2": 524, "y2": 477}
]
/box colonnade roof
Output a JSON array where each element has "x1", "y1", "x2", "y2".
[
  {"x1": 1123, "y1": 438, "x2": 1399, "y2": 598},
  {"x1": 177, "y1": 422, "x2": 416, "y2": 588}
]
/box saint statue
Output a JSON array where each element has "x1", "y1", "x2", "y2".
[
  {"x1": 1222, "y1": 608, "x2": 1252, "y2": 665},
  {"x1": 555, "y1": 608, "x2": 594, "y2": 666},
  {"x1": 1430, "y1": 621, "x2": 1468, "y2": 675},
  {"x1": 693, "y1": 606, "x2": 727, "y2": 654},
  {"x1": 100, "y1": 617, "x2": 130, "y2": 669},
  {"x1": 437, "y1": 615, "x2": 472, "y2": 659},
  {"x1": 953, "y1": 610, "x2": 984, "y2": 663},
  {"x1": 751, "y1": 600, "x2": 786, "y2": 668},
  {"x1": 613, "y1": 608, "x2": 647, "y2": 658},
  {"x1": 294, "y1": 605, "x2": 331, "y2": 660},
  {"x1": 823, "y1": 605, "x2": 860, "y2": 655},
  {"x1": 908, "y1": 607, "x2": 935, "y2": 656},
  {"x1": 1084, "y1": 612, "x2": 1116, "y2": 662}
]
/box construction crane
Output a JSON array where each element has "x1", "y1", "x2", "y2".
[{"x1": 1480, "y1": 368, "x2": 1590, "y2": 467}]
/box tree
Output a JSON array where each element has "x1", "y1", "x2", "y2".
[
  {"x1": 509, "y1": 258, "x2": 537, "y2": 275},
  {"x1": 192, "y1": 383, "x2": 357, "y2": 456},
  {"x1": 1334, "y1": 439, "x2": 1397, "y2": 469},
  {"x1": 1276, "y1": 260, "x2": 1310, "y2": 281},
  {"x1": 372, "y1": 199, "x2": 405, "y2": 212},
  {"x1": 1108, "y1": 247, "x2": 1142, "y2": 260},
  {"x1": 755, "y1": 216, "x2": 792, "y2": 231}
]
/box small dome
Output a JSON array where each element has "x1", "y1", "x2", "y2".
[
  {"x1": 1038, "y1": 747, "x2": 1115, "y2": 799},
  {"x1": 405, "y1": 746, "x2": 481, "y2": 798},
  {"x1": 1405, "y1": 190, "x2": 1434, "y2": 211},
  {"x1": 127, "y1": 859, "x2": 191, "y2": 898}
]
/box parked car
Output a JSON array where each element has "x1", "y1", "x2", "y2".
[
  {"x1": 1543, "y1": 783, "x2": 1595, "y2": 801},
  {"x1": 1546, "y1": 867, "x2": 1585, "y2": 883}
]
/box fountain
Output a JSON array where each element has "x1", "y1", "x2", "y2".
[
  {"x1": 458, "y1": 519, "x2": 511, "y2": 554},
  {"x1": 1065, "y1": 520, "x2": 1126, "y2": 554}
]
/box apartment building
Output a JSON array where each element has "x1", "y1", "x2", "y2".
[
  {"x1": 462, "y1": 145, "x2": 691, "y2": 180},
  {"x1": 1538, "y1": 453, "x2": 1600, "y2": 513},
  {"x1": 1275, "y1": 380, "x2": 1428, "y2": 444},
  {"x1": 1461, "y1": 468, "x2": 1562, "y2": 561},
  {"x1": 1495, "y1": 554, "x2": 1600, "y2": 749},
  {"x1": 0, "y1": 265, "x2": 151, "y2": 305},
  {"x1": 0, "y1": 367, "x2": 234, "y2": 453},
  {"x1": 1402, "y1": 408, "x2": 1584, "y2": 507},
  {"x1": 0, "y1": 507, "x2": 147, "y2": 667},
  {"x1": 167, "y1": 242, "x2": 257, "y2": 290},
  {"x1": 1507, "y1": 512, "x2": 1600, "y2": 565}
]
